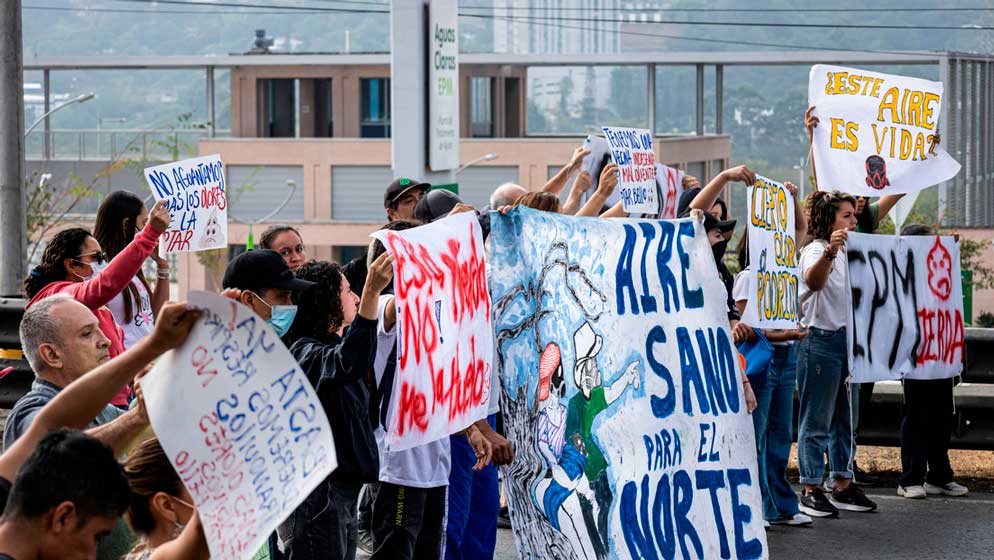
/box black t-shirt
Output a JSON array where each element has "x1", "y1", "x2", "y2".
[
  {"x1": 0, "y1": 475, "x2": 10, "y2": 515},
  {"x1": 0, "y1": 554, "x2": 16, "y2": 560}
]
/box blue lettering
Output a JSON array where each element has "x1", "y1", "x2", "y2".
[
  {"x1": 677, "y1": 221, "x2": 704, "y2": 309},
  {"x1": 677, "y1": 327, "x2": 709, "y2": 416},
  {"x1": 728, "y1": 468, "x2": 763, "y2": 560},
  {"x1": 674, "y1": 470, "x2": 704, "y2": 560},
  {"x1": 616, "y1": 224, "x2": 640, "y2": 315},
  {"x1": 646, "y1": 326, "x2": 675, "y2": 419},
  {"x1": 695, "y1": 470, "x2": 731, "y2": 559}
]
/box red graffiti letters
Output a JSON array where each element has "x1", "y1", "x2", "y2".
[{"x1": 916, "y1": 307, "x2": 964, "y2": 365}]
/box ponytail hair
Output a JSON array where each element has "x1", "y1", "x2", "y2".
[
  {"x1": 94, "y1": 190, "x2": 149, "y2": 323},
  {"x1": 803, "y1": 190, "x2": 856, "y2": 246},
  {"x1": 23, "y1": 228, "x2": 91, "y2": 299}
]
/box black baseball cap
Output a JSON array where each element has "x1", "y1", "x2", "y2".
[
  {"x1": 702, "y1": 212, "x2": 737, "y2": 234},
  {"x1": 384, "y1": 177, "x2": 431, "y2": 209},
  {"x1": 414, "y1": 189, "x2": 465, "y2": 223},
  {"x1": 222, "y1": 249, "x2": 317, "y2": 292}
]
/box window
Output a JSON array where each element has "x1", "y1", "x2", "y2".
[
  {"x1": 313, "y1": 78, "x2": 333, "y2": 137},
  {"x1": 360, "y1": 78, "x2": 391, "y2": 138},
  {"x1": 470, "y1": 77, "x2": 494, "y2": 137},
  {"x1": 259, "y1": 79, "x2": 295, "y2": 138}
]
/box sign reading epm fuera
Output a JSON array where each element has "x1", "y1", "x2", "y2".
[{"x1": 808, "y1": 65, "x2": 960, "y2": 197}]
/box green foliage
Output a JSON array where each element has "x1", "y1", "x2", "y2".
[{"x1": 977, "y1": 312, "x2": 994, "y2": 329}]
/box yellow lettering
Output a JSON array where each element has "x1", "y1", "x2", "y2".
[
  {"x1": 908, "y1": 91, "x2": 924, "y2": 127},
  {"x1": 913, "y1": 132, "x2": 927, "y2": 161},
  {"x1": 922, "y1": 92, "x2": 940, "y2": 130},
  {"x1": 830, "y1": 118, "x2": 858, "y2": 151},
  {"x1": 824, "y1": 72, "x2": 834, "y2": 95},
  {"x1": 847, "y1": 74, "x2": 861, "y2": 95},
  {"x1": 877, "y1": 87, "x2": 900, "y2": 122},
  {"x1": 872, "y1": 123, "x2": 887, "y2": 154},
  {"x1": 899, "y1": 128, "x2": 913, "y2": 160},
  {"x1": 845, "y1": 122, "x2": 859, "y2": 152},
  {"x1": 870, "y1": 78, "x2": 883, "y2": 98}
]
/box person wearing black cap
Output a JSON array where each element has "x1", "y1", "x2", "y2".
[
  {"x1": 221, "y1": 249, "x2": 316, "y2": 338},
  {"x1": 385, "y1": 177, "x2": 432, "y2": 222}
]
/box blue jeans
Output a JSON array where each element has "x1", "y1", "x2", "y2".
[
  {"x1": 752, "y1": 343, "x2": 801, "y2": 520},
  {"x1": 445, "y1": 415, "x2": 500, "y2": 560},
  {"x1": 796, "y1": 327, "x2": 856, "y2": 486}
]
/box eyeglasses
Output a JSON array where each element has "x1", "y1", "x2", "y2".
[{"x1": 73, "y1": 251, "x2": 107, "y2": 264}]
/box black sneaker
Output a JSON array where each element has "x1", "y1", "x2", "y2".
[
  {"x1": 853, "y1": 463, "x2": 880, "y2": 485},
  {"x1": 830, "y1": 484, "x2": 878, "y2": 512},
  {"x1": 799, "y1": 489, "x2": 839, "y2": 518},
  {"x1": 497, "y1": 505, "x2": 512, "y2": 529}
]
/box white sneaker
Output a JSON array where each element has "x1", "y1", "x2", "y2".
[
  {"x1": 897, "y1": 485, "x2": 926, "y2": 499},
  {"x1": 924, "y1": 481, "x2": 969, "y2": 497},
  {"x1": 771, "y1": 513, "x2": 814, "y2": 526},
  {"x1": 763, "y1": 520, "x2": 771, "y2": 528}
]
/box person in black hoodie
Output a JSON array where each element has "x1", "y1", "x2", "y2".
[{"x1": 277, "y1": 253, "x2": 395, "y2": 560}]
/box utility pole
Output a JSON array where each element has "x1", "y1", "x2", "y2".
[{"x1": 0, "y1": 0, "x2": 26, "y2": 297}]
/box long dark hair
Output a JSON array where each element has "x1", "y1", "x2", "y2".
[
  {"x1": 23, "y1": 228, "x2": 92, "y2": 299},
  {"x1": 123, "y1": 438, "x2": 183, "y2": 542},
  {"x1": 285, "y1": 260, "x2": 346, "y2": 346},
  {"x1": 94, "y1": 191, "x2": 151, "y2": 323},
  {"x1": 803, "y1": 190, "x2": 856, "y2": 246},
  {"x1": 736, "y1": 230, "x2": 749, "y2": 271}
]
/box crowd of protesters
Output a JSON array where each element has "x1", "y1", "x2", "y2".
[{"x1": 0, "y1": 106, "x2": 971, "y2": 560}]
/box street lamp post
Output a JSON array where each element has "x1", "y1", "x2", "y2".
[
  {"x1": 456, "y1": 152, "x2": 498, "y2": 175},
  {"x1": 23, "y1": 92, "x2": 95, "y2": 140}
]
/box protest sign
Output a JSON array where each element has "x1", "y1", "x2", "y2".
[
  {"x1": 808, "y1": 64, "x2": 960, "y2": 197},
  {"x1": 142, "y1": 291, "x2": 336, "y2": 560},
  {"x1": 741, "y1": 175, "x2": 799, "y2": 329},
  {"x1": 144, "y1": 154, "x2": 228, "y2": 253},
  {"x1": 656, "y1": 163, "x2": 685, "y2": 219},
  {"x1": 847, "y1": 232, "x2": 965, "y2": 383},
  {"x1": 371, "y1": 211, "x2": 493, "y2": 451},
  {"x1": 602, "y1": 126, "x2": 657, "y2": 214},
  {"x1": 491, "y1": 207, "x2": 767, "y2": 560}
]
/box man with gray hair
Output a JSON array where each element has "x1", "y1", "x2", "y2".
[
  {"x1": 489, "y1": 182, "x2": 528, "y2": 209},
  {"x1": 4, "y1": 294, "x2": 148, "y2": 453}
]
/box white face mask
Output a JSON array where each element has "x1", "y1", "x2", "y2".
[{"x1": 170, "y1": 496, "x2": 196, "y2": 535}]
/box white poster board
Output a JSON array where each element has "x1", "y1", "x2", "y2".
[
  {"x1": 142, "y1": 291, "x2": 336, "y2": 560},
  {"x1": 371, "y1": 212, "x2": 493, "y2": 451},
  {"x1": 144, "y1": 154, "x2": 228, "y2": 253},
  {"x1": 602, "y1": 126, "x2": 658, "y2": 214},
  {"x1": 847, "y1": 232, "x2": 965, "y2": 383},
  {"x1": 428, "y1": 0, "x2": 459, "y2": 171},
  {"x1": 742, "y1": 175, "x2": 799, "y2": 330},
  {"x1": 808, "y1": 64, "x2": 960, "y2": 197}
]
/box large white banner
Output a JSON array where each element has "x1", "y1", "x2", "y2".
[
  {"x1": 428, "y1": 0, "x2": 459, "y2": 171},
  {"x1": 142, "y1": 291, "x2": 336, "y2": 560},
  {"x1": 371, "y1": 212, "x2": 493, "y2": 451},
  {"x1": 847, "y1": 232, "x2": 965, "y2": 383},
  {"x1": 602, "y1": 127, "x2": 658, "y2": 214},
  {"x1": 491, "y1": 208, "x2": 767, "y2": 560},
  {"x1": 808, "y1": 64, "x2": 960, "y2": 197},
  {"x1": 144, "y1": 154, "x2": 228, "y2": 253},
  {"x1": 742, "y1": 175, "x2": 799, "y2": 330}
]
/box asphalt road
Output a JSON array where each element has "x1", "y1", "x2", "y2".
[{"x1": 494, "y1": 487, "x2": 994, "y2": 560}]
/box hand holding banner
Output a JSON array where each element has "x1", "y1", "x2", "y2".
[
  {"x1": 141, "y1": 291, "x2": 336, "y2": 560},
  {"x1": 808, "y1": 65, "x2": 960, "y2": 197},
  {"x1": 144, "y1": 154, "x2": 228, "y2": 253}
]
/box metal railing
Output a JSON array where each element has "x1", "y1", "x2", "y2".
[{"x1": 24, "y1": 128, "x2": 231, "y2": 162}]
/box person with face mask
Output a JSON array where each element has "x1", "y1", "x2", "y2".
[
  {"x1": 122, "y1": 438, "x2": 209, "y2": 560},
  {"x1": 220, "y1": 249, "x2": 317, "y2": 338},
  {"x1": 22, "y1": 199, "x2": 171, "y2": 408}
]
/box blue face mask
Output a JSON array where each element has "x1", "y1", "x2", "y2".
[{"x1": 249, "y1": 291, "x2": 297, "y2": 337}]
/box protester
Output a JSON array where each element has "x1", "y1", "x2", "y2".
[
  {"x1": 260, "y1": 225, "x2": 307, "y2": 270},
  {"x1": 122, "y1": 438, "x2": 208, "y2": 560},
  {"x1": 5, "y1": 295, "x2": 149, "y2": 455},
  {"x1": 489, "y1": 183, "x2": 528, "y2": 209},
  {"x1": 515, "y1": 191, "x2": 561, "y2": 213},
  {"x1": 23, "y1": 198, "x2": 170, "y2": 406},
  {"x1": 0, "y1": 430, "x2": 132, "y2": 560},
  {"x1": 682, "y1": 174, "x2": 700, "y2": 190},
  {"x1": 93, "y1": 191, "x2": 170, "y2": 351},
  {"x1": 220, "y1": 249, "x2": 316, "y2": 338},
  {"x1": 732, "y1": 182, "x2": 812, "y2": 526},
  {"x1": 896, "y1": 224, "x2": 969, "y2": 500},
  {"x1": 275, "y1": 255, "x2": 393, "y2": 559},
  {"x1": 795, "y1": 190, "x2": 877, "y2": 517},
  {"x1": 0, "y1": 301, "x2": 201, "y2": 514}
]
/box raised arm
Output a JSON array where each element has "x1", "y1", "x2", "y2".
[
  {"x1": 874, "y1": 194, "x2": 906, "y2": 225},
  {"x1": 804, "y1": 230, "x2": 847, "y2": 293},
  {"x1": 66, "y1": 199, "x2": 169, "y2": 309},
  {"x1": 784, "y1": 181, "x2": 807, "y2": 239},
  {"x1": 148, "y1": 511, "x2": 209, "y2": 560},
  {"x1": 576, "y1": 163, "x2": 618, "y2": 217},
  {"x1": 542, "y1": 146, "x2": 590, "y2": 196},
  {"x1": 805, "y1": 106, "x2": 819, "y2": 186},
  {"x1": 0, "y1": 301, "x2": 200, "y2": 482},
  {"x1": 561, "y1": 171, "x2": 592, "y2": 215},
  {"x1": 689, "y1": 165, "x2": 755, "y2": 214}
]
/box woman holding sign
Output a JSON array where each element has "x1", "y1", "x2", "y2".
[
  {"x1": 22, "y1": 199, "x2": 171, "y2": 407},
  {"x1": 94, "y1": 191, "x2": 172, "y2": 351},
  {"x1": 795, "y1": 191, "x2": 878, "y2": 518}
]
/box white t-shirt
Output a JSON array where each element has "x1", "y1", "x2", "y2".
[
  {"x1": 105, "y1": 276, "x2": 154, "y2": 350},
  {"x1": 373, "y1": 295, "x2": 450, "y2": 488},
  {"x1": 798, "y1": 240, "x2": 849, "y2": 331}
]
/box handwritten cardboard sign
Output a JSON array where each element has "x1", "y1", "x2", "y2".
[
  {"x1": 742, "y1": 176, "x2": 799, "y2": 330},
  {"x1": 490, "y1": 207, "x2": 767, "y2": 560},
  {"x1": 142, "y1": 291, "x2": 336, "y2": 560},
  {"x1": 371, "y1": 212, "x2": 493, "y2": 451},
  {"x1": 656, "y1": 163, "x2": 685, "y2": 219},
  {"x1": 808, "y1": 64, "x2": 960, "y2": 197},
  {"x1": 847, "y1": 232, "x2": 965, "y2": 382},
  {"x1": 144, "y1": 154, "x2": 228, "y2": 253},
  {"x1": 602, "y1": 127, "x2": 658, "y2": 214}
]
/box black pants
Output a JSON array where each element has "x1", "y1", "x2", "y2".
[
  {"x1": 899, "y1": 378, "x2": 955, "y2": 487},
  {"x1": 277, "y1": 478, "x2": 361, "y2": 560},
  {"x1": 370, "y1": 482, "x2": 446, "y2": 560},
  {"x1": 856, "y1": 381, "x2": 874, "y2": 438}
]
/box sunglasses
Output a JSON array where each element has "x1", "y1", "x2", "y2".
[{"x1": 73, "y1": 251, "x2": 107, "y2": 265}]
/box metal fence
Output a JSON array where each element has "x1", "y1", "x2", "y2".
[
  {"x1": 24, "y1": 128, "x2": 230, "y2": 162},
  {"x1": 943, "y1": 55, "x2": 994, "y2": 229}
]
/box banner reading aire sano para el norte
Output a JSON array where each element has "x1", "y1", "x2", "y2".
[
  {"x1": 490, "y1": 207, "x2": 767, "y2": 560},
  {"x1": 808, "y1": 64, "x2": 960, "y2": 197}
]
